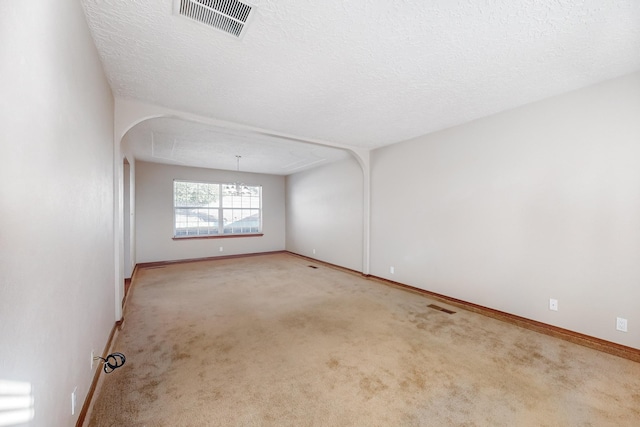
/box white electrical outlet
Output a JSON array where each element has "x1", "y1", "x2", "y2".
[
  {"x1": 312, "y1": 249, "x2": 316, "y2": 255},
  {"x1": 71, "y1": 387, "x2": 77, "y2": 415},
  {"x1": 219, "y1": 246, "x2": 223, "y2": 252},
  {"x1": 616, "y1": 317, "x2": 628, "y2": 332},
  {"x1": 549, "y1": 298, "x2": 558, "y2": 311},
  {"x1": 390, "y1": 266, "x2": 395, "y2": 274}
]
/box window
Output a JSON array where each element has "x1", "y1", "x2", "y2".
[{"x1": 173, "y1": 180, "x2": 262, "y2": 238}]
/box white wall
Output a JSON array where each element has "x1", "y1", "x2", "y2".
[
  {"x1": 370, "y1": 72, "x2": 640, "y2": 349},
  {"x1": 286, "y1": 157, "x2": 364, "y2": 271},
  {"x1": 0, "y1": 1, "x2": 116, "y2": 425},
  {"x1": 121, "y1": 137, "x2": 137, "y2": 279},
  {"x1": 123, "y1": 159, "x2": 134, "y2": 278},
  {"x1": 135, "y1": 161, "x2": 286, "y2": 263}
]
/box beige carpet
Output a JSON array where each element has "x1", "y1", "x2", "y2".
[{"x1": 88, "y1": 253, "x2": 640, "y2": 426}]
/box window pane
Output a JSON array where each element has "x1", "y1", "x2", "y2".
[
  {"x1": 193, "y1": 208, "x2": 219, "y2": 235},
  {"x1": 175, "y1": 181, "x2": 260, "y2": 237},
  {"x1": 174, "y1": 181, "x2": 219, "y2": 207},
  {"x1": 222, "y1": 193, "x2": 245, "y2": 208},
  {"x1": 250, "y1": 195, "x2": 260, "y2": 209},
  {"x1": 175, "y1": 207, "x2": 220, "y2": 236},
  {"x1": 223, "y1": 209, "x2": 260, "y2": 234},
  {"x1": 222, "y1": 185, "x2": 260, "y2": 208},
  {"x1": 174, "y1": 208, "x2": 191, "y2": 236}
]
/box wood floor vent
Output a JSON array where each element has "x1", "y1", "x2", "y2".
[{"x1": 427, "y1": 304, "x2": 455, "y2": 314}]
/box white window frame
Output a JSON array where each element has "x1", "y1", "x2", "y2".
[{"x1": 173, "y1": 179, "x2": 262, "y2": 239}]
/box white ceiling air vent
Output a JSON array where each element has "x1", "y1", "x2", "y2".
[{"x1": 176, "y1": 0, "x2": 254, "y2": 38}]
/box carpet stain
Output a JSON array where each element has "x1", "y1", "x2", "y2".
[
  {"x1": 359, "y1": 375, "x2": 388, "y2": 399},
  {"x1": 326, "y1": 357, "x2": 340, "y2": 369},
  {"x1": 186, "y1": 332, "x2": 206, "y2": 345},
  {"x1": 138, "y1": 380, "x2": 159, "y2": 402},
  {"x1": 172, "y1": 352, "x2": 191, "y2": 361},
  {"x1": 88, "y1": 253, "x2": 640, "y2": 427},
  {"x1": 409, "y1": 367, "x2": 427, "y2": 390}
]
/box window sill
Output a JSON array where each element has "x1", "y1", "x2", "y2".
[{"x1": 172, "y1": 233, "x2": 264, "y2": 241}]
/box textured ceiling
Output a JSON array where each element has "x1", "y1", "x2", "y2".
[
  {"x1": 123, "y1": 117, "x2": 350, "y2": 175},
  {"x1": 83, "y1": 0, "x2": 640, "y2": 168}
]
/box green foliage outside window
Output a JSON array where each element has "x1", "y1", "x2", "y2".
[{"x1": 174, "y1": 181, "x2": 219, "y2": 207}]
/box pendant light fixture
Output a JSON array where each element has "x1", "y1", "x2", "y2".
[{"x1": 225, "y1": 155, "x2": 245, "y2": 195}]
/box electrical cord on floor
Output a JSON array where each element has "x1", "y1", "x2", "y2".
[{"x1": 94, "y1": 352, "x2": 126, "y2": 373}]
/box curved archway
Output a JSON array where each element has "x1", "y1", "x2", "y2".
[
  {"x1": 112, "y1": 99, "x2": 372, "y2": 318},
  {"x1": 115, "y1": 98, "x2": 369, "y2": 167}
]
